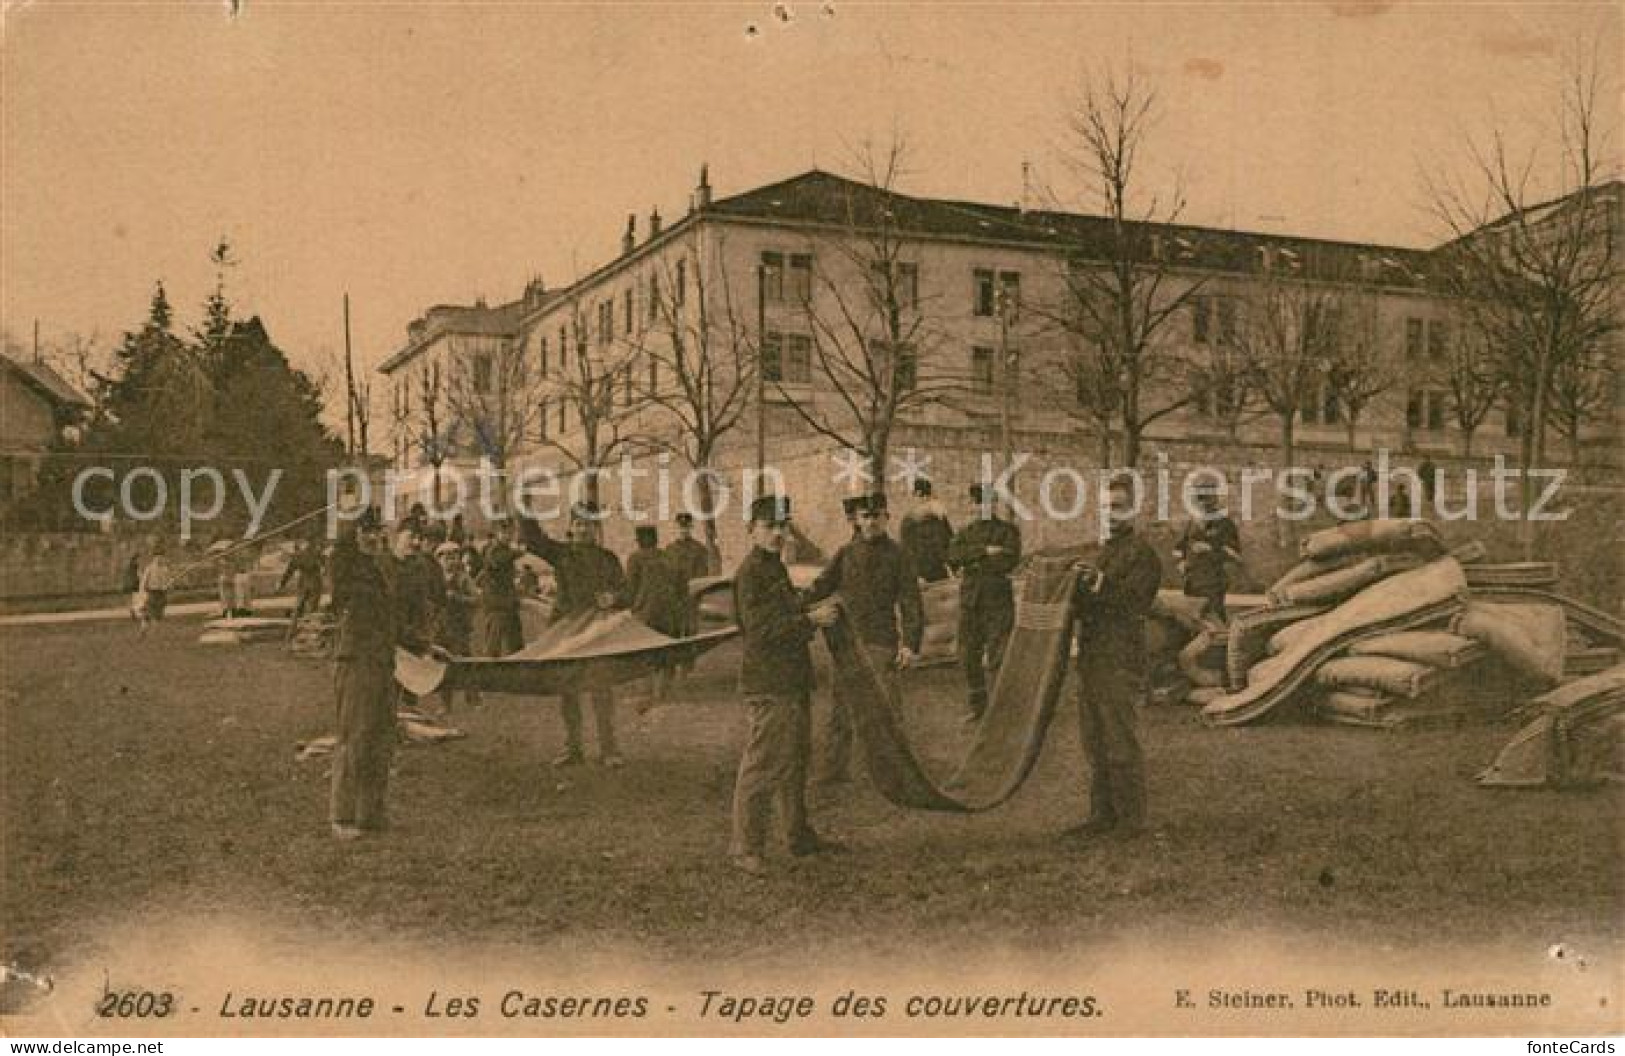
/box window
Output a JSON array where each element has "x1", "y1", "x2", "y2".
[
  {"x1": 998, "y1": 271, "x2": 1021, "y2": 320},
  {"x1": 1504, "y1": 399, "x2": 1524, "y2": 437},
  {"x1": 557, "y1": 398, "x2": 569, "y2": 434},
  {"x1": 1192, "y1": 297, "x2": 1211, "y2": 344},
  {"x1": 647, "y1": 274, "x2": 660, "y2": 323},
  {"x1": 761, "y1": 331, "x2": 812, "y2": 384},
  {"x1": 538, "y1": 336, "x2": 549, "y2": 378},
  {"x1": 785, "y1": 334, "x2": 812, "y2": 384},
  {"x1": 788, "y1": 254, "x2": 812, "y2": 302},
  {"x1": 872, "y1": 261, "x2": 919, "y2": 309},
  {"x1": 537, "y1": 397, "x2": 549, "y2": 441},
  {"x1": 974, "y1": 269, "x2": 995, "y2": 316},
  {"x1": 761, "y1": 331, "x2": 783, "y2": 382},
  {"x1": 1302, "y1": 382, "x2": 1341, "y2": 426},
  {"x1": 971, "y1": 346, "x2": 995, "y2": 394},
  {"x1": 1192, "y1": 296, "x2": 1236, "y2": 346},
  {"x1": 871, "y1": 340, "x2": 917, "y2": 392},
  {"x1": 676, "y1": 259, "x2": 687, "y2": 306},
  {"x1": 472, "y1": 352, "x2": 494, "y2": 394},
  {"x1": 625, "y1": 288, "x2": 635, "y2": 332},
  {"x1": 1405, "y1": 318, "x2": 1425, "y2": 360},
  {"x1": 761, "y1": 252, "x2": 785, "y2": 302},
  {"x1": 558, "y1": 325, "x2": 568, "y2": 359},
  {"x1": 1407, "y1": 388, "x2": 1446, "y2": 432},
  {"x1": 1427, "y1": 319, "x2": 1449, "y2": 360},
  {"x1": 1218, "y1": 298, "x2": 1236, "y2": 345}
]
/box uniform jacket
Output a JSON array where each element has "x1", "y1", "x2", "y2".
[
  {"x1": 947, "y1": 516, "x2": 1023, "y2": 608},
  {"x1": 1173, "y1": 515, "x2": 1240, "y2": 597},
  {"x1": 899, "y1": 502, "x2": 954, "y2": 582},
  {"x1": 665, "y1": 536, "x2": 712, "y2": 584},
  {"x1": 475, "y1": 539, "x2": 520, "y2": 614},
  {"x1": 805, "y1": 533, "x2": 924, "y2": 653},
  {"x1": 626, "y1": 547, "x2": 686, "y2": 635},
  {"x1": 527, "y1": 532, "x2": 627, "y2": 621},
  {"x1": 1074, "y1": 527, "x2": 1162, "y2": 671},
  {"x1": 332, "y1": 547, "x2": 398, "y2": 663},
  {"x1": 733, "y1": 546, "x2": 815, "y2": 696}
]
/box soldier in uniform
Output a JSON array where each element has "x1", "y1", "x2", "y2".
[
  {"x1": 475, "y1": 518, "x2": 524, "y2": 659},
  {"x1": 1172, "y1": 481, "x2": 1241, "y2": 624},
  {"x1": 519, "y1": 502, "x2": 628, "y2": 768},
  {"x1": 804, "y1": 492, "x2": 923, "y2": 784},
  {"x1": 946, "y1": 483, "x2": 1022, "y2": 720},
  {"x1": 329, "y1": 509, "x2": 400, "y2": 840},
  {"x1": 899, "y1": 477, "x2": 954, "y2": 583},
  {"x1": 626, "y1": 525, "x2": 686, "y2": 703},
  {"x1": 729, "y1": 494, "x2": 842, "y2": 877},
  {"x1": 664, "y1": 512, "x2": 712, "y2": 676},
  {"x1": 279, "y1": 537, "x2": 326, "y2": 630},
  {"x1": 1067, "y1": 474, "x2": 1162, "y2": 843}
]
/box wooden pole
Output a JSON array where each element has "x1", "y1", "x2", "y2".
[{"x1": 343, "y1": 292, "x2": 357, "y2": 459}]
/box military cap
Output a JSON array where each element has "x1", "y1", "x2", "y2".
[{"x1": 748, "y1": 494, "x2": 792, "y2": 525}]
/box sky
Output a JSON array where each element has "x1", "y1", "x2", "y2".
[{"x1": 3, "y1": 1, "x2": 1619, "y2": 393}]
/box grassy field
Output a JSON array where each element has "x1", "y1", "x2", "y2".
[{"x1": 3, "y1": 613, "x2": 1620, "y2": 989}]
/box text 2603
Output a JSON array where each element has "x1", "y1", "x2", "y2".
[{"x1": 97, "y1": 990, "x2": 176, "y2": 1018}]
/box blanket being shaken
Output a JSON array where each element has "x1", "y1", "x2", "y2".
[{"x1": 828, "y1": 555, "x2": 1083, "y2": 812}]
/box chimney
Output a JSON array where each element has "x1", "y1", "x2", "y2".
[
  {"x1": 648, "y1": 207, "x2": 663, "y2": 240},
  {"x1": 525, "y1": 275, "x2": 546, "y2": 308},
  {"x1": 691, "y1": 163, "x2": 712, "y2": 213},
  {"x1": 622, "y1": 214, "x2": 637, "y2": 256}
]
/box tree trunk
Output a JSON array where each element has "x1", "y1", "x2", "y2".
[
  {"x1": 868, "y1": 430, "x2": 889, "y2": 501},
  {"x1": 1461, "y1": 428, "x2": 1475, "y2": 460},
  {"x1": 1122, "y1": 420, "x2": 1141, "y2": 470},
  {"x1": 694, "y1": 465, "x2": 723, "y2": 573},
  {"x1": 1279, "y1": 414, "x2": 1296, "y2": 472},
  {"x1": 1345, "y1": 412, "x2": 1358, "y2": 453}
]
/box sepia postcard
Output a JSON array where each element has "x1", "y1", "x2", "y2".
[{"x1": 1, "y1": 0, "x2": 1621, "y2": 1040}]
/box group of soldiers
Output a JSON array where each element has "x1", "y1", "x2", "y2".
[
  {"x1": 325, "y1": 505, "x2": 713, "y2": 838},
  {"x1": 326, "y1": 474, "x2": 1246, "y2": 871}
]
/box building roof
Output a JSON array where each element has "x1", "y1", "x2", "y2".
[
  {"x1": 378, "y1": 298, "x2": 531, "y2": 374},
  {"x1": 0, "y1": 352, "x2": 91, "y2": 409},
  {"x1": 708, "y1": 169, "x2": 1435, "y2": 286}
]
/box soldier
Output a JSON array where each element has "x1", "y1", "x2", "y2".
[
  {"x1": 434, "y1": 541, "x2": 481, "y2": 714},
  {"x1": 665, "y1": 512, "x2": 712, "y2": 675},
  {"x1": 626, "y1": 525, "x2": 686, "y2": 703},
  {"x1": 1172, "y1": 481, "x2": 1241, "y2": 625},
  {"x1": 474, "y1": 518, "x2": 524, "y2": 659},
  {"x1": 279, "y1": 537, "x2": 326, "y2": 638},
  {"x1": 1066, "y1": 474, "x2": 1162, "y2": 843},
  {"x1": 520, "y1": 502, "x2": 628, "y2": 768},
  {"x1": 804, "y1": 492, "x2": 923, "y2": 784},
  {"x1": 329, "y1": 509, "x2": 400, "y2": 840},
  {"x1": 899, "y1": 477, "x2": 953, "y2": 583},
  {"x1": 729, "y1": 494, "x2": 843, "y2": 877},
  {"x1": 946, "y1": 483, "x2": 1022, "y2": 721}
]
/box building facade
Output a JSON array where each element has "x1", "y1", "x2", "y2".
[{"x1": 380, "y1": 168, "x2": 1620, "y2": 552}]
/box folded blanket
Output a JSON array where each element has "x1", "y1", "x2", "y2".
[
  {"x1": 1319, "y1": 688, "x2": 1395, "y2": 720},
  {"x1": 1463, "y1": 562, "x2": 1559, "y2": 590},
  {"x1": 1452, "y1": 601, "x2": 1567, "y2": 687},
  {"x1": 1315, "y1": 655, "x2": 1439, "y2": 699},
  {"x1": 1270, "y1": 550, "x2": 1369, "y2": 594},
  {"x1": 1300, "y1": 518, "x2": 1445, "y2": 562},
  {"x1": 1269, "y1": 552, "x2": 1425, "y2": 606},
  {"x1": 1226, "y1": 603, "x2": 1332, "y2": 690},
  {"x1": 1203, "y1": 557, "x2": 1468, "y2": 726},
  {"x1": 1345, "y1": 630, "x2": 1485, "y2": 669}
]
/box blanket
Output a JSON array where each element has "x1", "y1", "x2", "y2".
[{"x1": 828, "y1": 555, "x2": 1083, "y2": 812}]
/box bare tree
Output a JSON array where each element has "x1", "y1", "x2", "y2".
[
  {"x1": 1323, "y1": 291, "x2": 1397, "y2": 452},
  {"x1": 1426, "y1": 51, "x2": 1619, "y2": 496},
  {"x1": 1233, "y1": 274, "x2": 1345, "y2": 471},
  {"x1": 1042, "y1": 64, "x2": 1204, "y2": 468},
  {"x1": 1435, "y1": 317, "x2": 1502, "y2": 458},
  {"x1": 388, "y1": 360, "x2": 451, "y2": 504},
  {"x1": 777, "y1": 136, "x2": 965, "y2": 490},
  {"x1": 535, "y1": 297, "x2": 654, "y2": 509},
  {"x1": 1183, "y1": 335, "x2": 1255, "y2": 445},
  {"x1": 1548, "y1": 340, "x2": 1618, "y2": 469},
  {"x1": 444, "y1": 340, "x2": 550, "y2": 477},
  {"x1": 633, "y1": 234, "x2": 758, "y2": 567}
]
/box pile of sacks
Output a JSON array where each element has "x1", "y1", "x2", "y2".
[
  {"x1": 1192, "y1": 519, "x2": 1596, "y2": 729},
  {"x1": 917, "y1": 579, "x2": 960, "y2": 666},
  {"x1": 1479, "y1": 664, "x2": 1625, "y2": 788}
]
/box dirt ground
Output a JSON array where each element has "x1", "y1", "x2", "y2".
[{"x1": 4, "y1": 611, "x2": 1619, "y2": 993}]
